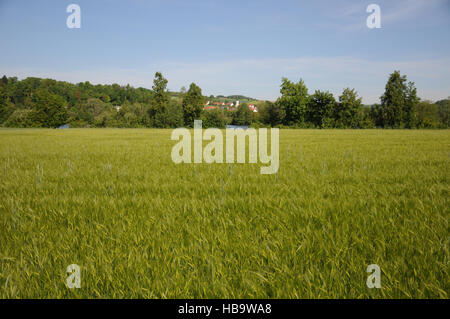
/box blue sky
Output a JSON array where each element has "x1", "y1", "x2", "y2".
[{"x1": 0, "y1": 0, "x2": 449, "y2": 103}]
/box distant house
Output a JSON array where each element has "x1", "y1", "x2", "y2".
[
  {"x1": 203, "y1": 106, "x2": 217, "y2": 110},
  {"x1": 58, "y1": 124, "x2": 70, "y2": 129},
  {"x1": 114, "y1": 105, "x2": 121, "y2": 111},
  {"x1": 248, "y1": 104, "x2": 258, "y2": 112}
]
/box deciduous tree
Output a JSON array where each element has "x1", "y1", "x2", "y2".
[
  {"x1": 307, "y1": 90, "x2": 336, "y2": 128},
  {"x1": 232, "y1": 103, "x2": 252, "y2": 126},
  {"x1": 149, "y1": 72, "x2": 169, "y2": 127},
  {"x1": 380, "y1": 71, "x2": 418, "y2": 128},
  {"x1": 277, "y1": 78, "x2": 308, "y2": 125},
  {"x1": 182, "y1": 82, "x2": 204, "y2": 126},
  {"x1": 335, "y1": 88, "x2": 362, "y2": 128},
  {"x1": 32, "y1": 88, "x2": 68, "y2": 127}
]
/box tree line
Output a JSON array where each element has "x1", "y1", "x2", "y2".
[
  {"x1": 0, "y1": 71, "x2": 448, "y2": 129},
  {"x1": 259, "y1": 71, "x2": 449, "y2": 129}
]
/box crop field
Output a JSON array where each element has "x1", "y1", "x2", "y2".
[{"x1": 0, "y1": 129, "x2": 448, "y2": 298}]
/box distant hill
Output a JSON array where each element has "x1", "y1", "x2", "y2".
[
  {"x1": 224, "y1": 95, "x2": 254, "y2": 100},
  {"x1": 205, "y1": 94, "x2": 255, "y2": 103},
  {"x1": 168, "y1": 92, "x2": 255, "y2": 103}
]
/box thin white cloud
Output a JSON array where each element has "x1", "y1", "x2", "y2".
[
  {"x1": 322, "y1": 0, "x2": 448, "y2": 31},
  {"x1": 382, "y1": 0, "x2": 445, "y2": 24}
]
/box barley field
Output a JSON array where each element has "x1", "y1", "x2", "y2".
[{"x1": 0, "y1": 129, "x2": 448, "y2": 298}]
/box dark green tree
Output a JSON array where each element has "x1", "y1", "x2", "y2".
[
  {"x1": 0, "y1": 75, "x2": 8, "y2": 86},
  {"x1": 32, "y1": 88, "x2": 68, "y2": 127},
  {"x1": 182, "y1": 82, "x2": 204, "y2": 127},
  {"x1": 380, "y1": 71, "x2": 418, "y2": 128},
  {"x1": 165, "y1": 100, "x2": 184, "y2": 128},
  {"x1": 357, "y1": 106, "x2": 375, "y2": 128},
  {"x1": 435, "y1": 98, "x2": 450, "y2": 128},
  {"x1": 232, "y1": 103, "x2": 252, "y2": 126},
  {"x1": 381, "y1": 71, "x2": 406, "y2": 127},
  {"x1": 0, "y1": 86, "x2": 13, "y2": 124},
  {"x1": 277, "y1": 78, "x2": 308, "y2": 125},
  {"x1": 201, "y1": 108, "x2": 227, "y2": 128},
  {"x1": 149, "y1": 72, "x2": 169, "y2": 127},
  {"x1": 416, "y1": 101, "x2": 439, "y2": 128},
  {"x1": 334, "y1": 88, "x2": 362, "y2": 128},
  {"x1": 404, "y1": 81, "x2": 419, "y2": 128},
  {"x1": 369, "y1": 104, "x2": 384, "y2": 127},
  {"x1": 307, "y1": 90, "x2": 336, "y2": 128},
  {"x1": 259, "y1": 101, "x2": 285, "y2": 126},
  {"x1": 4, "y1": 109, "x2": 34, "y2": 127}
]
